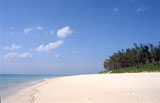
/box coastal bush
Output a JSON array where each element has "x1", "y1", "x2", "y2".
[
  {"x1": 110, "y1": 63, "x2": 160, "y2": 73},
  {"x1": 100, "y1": 63, "x2": 160, "y2": 73}
]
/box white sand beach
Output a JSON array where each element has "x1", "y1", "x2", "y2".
[{"x1": 3, "y1": 73, "x2": 160, "y2": 103}]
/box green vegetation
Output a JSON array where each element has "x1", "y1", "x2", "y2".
[
  {"x1": 104, "y1": 42, "x2": 160, "y2": 71},
  {"x1": 99, "y1": 71, "x2": 108, "y2": 74},
  {"x1": 111, "y1": 63, "x2": 160, "y2": 73},
  {"x1": 100, "y1": 63, "x2": 160, "y2": 73}
]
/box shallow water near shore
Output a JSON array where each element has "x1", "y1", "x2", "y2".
[{"x1": 0, "y1": 74, "x2": 60, "y2": 98}]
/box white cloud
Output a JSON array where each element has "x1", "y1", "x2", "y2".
[
  {"x1": 18, "y1": 52, "x2": 32, "y2": 58},
  {"x1": 24, "y1": 28, "x2": 32, "y2": 34},
  {"x1": 4, "y1": 52, "x2": 17, "y2": 58},
  {"x1": 36, "y1": 26, "x2": 43, "y2": 30},
  {"x1": 57, "y1": 26, "x2": 73, "y2": 38},
  {"x1": 4, "y1": 44, "x2": 21, "y2": 50},
  {"x1": 36, "y1": 40, "x2": 63, "y2": 52},
  {"x1": 137, "y1": 7, "x2": 149, "y2": 12},
  {"x1": 113, "y1": 8, "x2": 120, "y2": 12},
  {"x1": 4, "y1": 52, "x2": 32, "y2": 59},
  {"x1": 50, "y1": 30, "x2": 54, "y2": 35}
]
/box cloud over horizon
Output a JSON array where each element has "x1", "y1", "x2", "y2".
[
  {"x1": 57, "y1": 26, "x2": 73, "y2": 38},
  {"x1": 137, "y1": 7, "x2": 149, "y2": 12},
  {"x1": 24, "y1": 28, "x2": 33, "y2": 34},
  {"x1": 36, "y1": 40, "x2": 63, "y2": 52},
  {"x1": 4, "y1": 52, "x2": 32, "y2": 59},
  {"x1": 36, "y1": 26, "x2": 43, "y2": 30},
  {"x1": 4, "y1": 44, "x2": 21, "y2": 50},
  {"x1": 4, "y1": 52, "x2": 17, "y2": 58},
  {"x1": 18, "y1": 52, "x2": 32, "y2": 58}
]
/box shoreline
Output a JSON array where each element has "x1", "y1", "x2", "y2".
[
  {"x1": 2, "y1": 79, "x2": 49, "y2": 103},
  {"x1": 1, "y1": 78, "x2": 46, "y2": 99},
  {"x1": 0, "y1": 74, "x2": 61, "y2": 99},
  {"x1": 3, "y1": 73, "x2": 160, "y2": 103}
]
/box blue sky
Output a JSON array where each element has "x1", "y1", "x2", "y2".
[{"x1": 0, "y1": 0, "x2": 159, "y2": 75}]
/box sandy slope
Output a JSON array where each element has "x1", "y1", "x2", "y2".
[{"x1": 3, "y1": 73, "x2": 160, "y2": 103}]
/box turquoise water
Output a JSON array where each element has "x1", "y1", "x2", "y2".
[{"x1": 0, "y1": 74, "x2": 59, "y2": 98}]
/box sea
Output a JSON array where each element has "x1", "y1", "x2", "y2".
[{"x1": 0, "y1": 74, "x2": 60, "y2": 98}]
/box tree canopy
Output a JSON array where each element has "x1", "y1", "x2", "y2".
[{"x1": 104, "y1": 42, "x2": 160, "y2": 71}]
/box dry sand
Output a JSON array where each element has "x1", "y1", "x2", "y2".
[{"x1": 3, "y1": 73, "x2": 160, "y2": 103}]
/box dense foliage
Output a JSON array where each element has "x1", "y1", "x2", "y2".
[
  {"x1": 100, "y1": 64, "x2": 160, "y2": 73},
  {"x1": 110, "y1": 63, "x2": 160, "y2": 73},
  {"x1": 104, "y1": 42, "x2": 160, "y2": 71}
]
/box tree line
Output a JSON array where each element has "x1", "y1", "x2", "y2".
[{"x1": 104, "y1": 42, "x2": 160, "y2": 71}]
